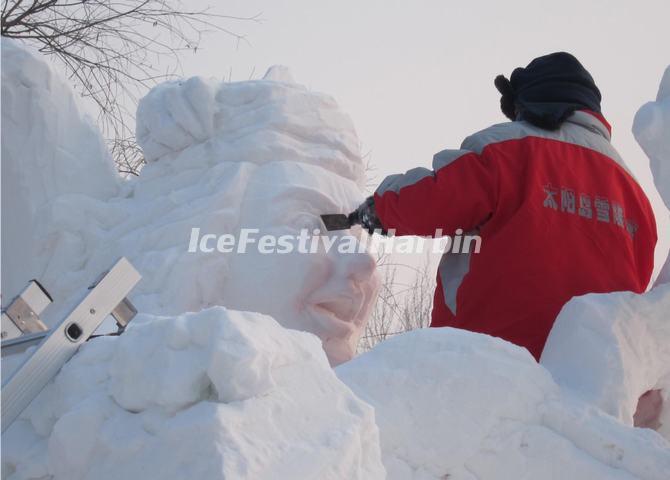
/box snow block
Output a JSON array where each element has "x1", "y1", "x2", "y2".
[{"x1": 542, "y1": 284, "x2": 670, "y2": 439}]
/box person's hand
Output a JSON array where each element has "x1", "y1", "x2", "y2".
[{"x1": 351, "y1": 196, "x2": 387, "y2": 235}]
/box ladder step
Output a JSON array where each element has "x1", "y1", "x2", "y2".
[{"x1": 1, "y1": 258, "x2": 141, "y2": 433}]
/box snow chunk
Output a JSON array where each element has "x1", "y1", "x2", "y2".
[
  {"x1": 3, "y1": 308, "x2": 385, "y2": 480},
  {"x1": 338, "y1": 327, "x2": 670, "y2": 480},
  {"x1": 542, "y1": 284, "x2": 670, "y2": 439},
  {"x1": 135, "y1": 76, "x2": 219, "y2": 162},
  {"x1": 109, "y1": 309, "x2": 281, "y2": 412}
]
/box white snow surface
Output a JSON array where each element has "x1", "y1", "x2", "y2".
[
  {"x1": 2, "y1": 308, "x2": 384, "y2": 480},
  {"x1": 542, "y1": 285, "x2": 670, "y2": 438},
  {"x1": 2, "y1": 42, "x2": 670, "y2": 480},
  {"x1": 338, "y1": 328, "x2": 670, "y2": 480},
  {"x1": 1, "y1": 39, "x2": 120, "y2": 305}
]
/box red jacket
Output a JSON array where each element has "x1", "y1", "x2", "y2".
[{"x1": 374, "y1": 111, "x2": 657, "y2": 360}]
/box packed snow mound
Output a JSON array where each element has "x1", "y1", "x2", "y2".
[
  {"x1": 1, "y1": 38, "x2": 120, "y2": 304},
  {"x1": 2, "y1": 307, "x2": 385, "y2": 480},
  {"x1": 337, "y1": 327, "x2": 670, "y2": 480},
  {"x1": 1, "y1": 45, "x2": 379, "y2": 366},
  {"x1": 542, "y1": 283, "x2": 670, "y2": 439}
]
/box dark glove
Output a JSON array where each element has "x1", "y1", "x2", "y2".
[{"x1": 350, "y1": 196, "x2": 387, "y2": 235}]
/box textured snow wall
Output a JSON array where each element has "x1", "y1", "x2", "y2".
[
  {"x1": 2, "y1": 308, "x2": 385, "y2": 480},
  {"x1": 1, "y1": 38, "x2": 120, "y2": 305},
  {"x1": 338, "y1": 327, "x2": 670, "y2": 480}
]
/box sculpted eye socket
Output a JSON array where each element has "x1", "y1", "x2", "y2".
[{"x1": 287, "y1": 213, "x2": 320, "y2": 231}]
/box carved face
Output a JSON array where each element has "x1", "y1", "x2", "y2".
[
  {"x1": 222, "y1": 161, "x2": 379, "y2": 365},
  {"x1": 124, "y1": 70, "x2": 380, "y2": 365}
]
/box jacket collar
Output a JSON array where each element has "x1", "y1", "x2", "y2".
[{"x1": 566, "y1": 110, "x2": 612, "y2": 141}]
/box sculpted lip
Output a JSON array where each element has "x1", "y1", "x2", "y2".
[
  {"x1": 307, "y1": 291, "x2": 367, "y2": 335},
  {"x1": 316, "y1": 299, "x2": 355, "y2": 321},
  {"x1": 309, "y1": 305, "x2": 356, "y2": 337}
]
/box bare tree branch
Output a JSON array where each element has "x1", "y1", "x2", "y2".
[
  {"x1": 358, "y1": 251, "x2": 436, "y2": 353},
  {"x1": 2, "y1": 0, "x2": 260, "y2": 175}
]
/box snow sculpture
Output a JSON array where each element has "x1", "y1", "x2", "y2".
[
  {"x1": 1, "y1": 37, "x2": 379, "y2": 367},
  {"x1": 2, "y1": 45, "x2": 384, "y2": 478},
  {"x1": 634, "y1": 65, "x2": 670, "y2": 285}
]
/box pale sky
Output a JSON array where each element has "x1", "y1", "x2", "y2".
[{"x1": 174, "y1": 0, "x2": 669, "y2": 279}]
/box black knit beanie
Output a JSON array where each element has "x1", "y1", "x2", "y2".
[{"x1": 494, "y1": 52, "x2": 602, "y2": 130}]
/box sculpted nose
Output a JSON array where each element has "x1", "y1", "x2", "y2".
[{"x1": 342, "y1": 251, "x2": 377, "y2": 283}]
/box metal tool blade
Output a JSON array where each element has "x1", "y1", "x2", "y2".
[{"x1": 320, "y1": 214, "x2": 352, "y2": 231}]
